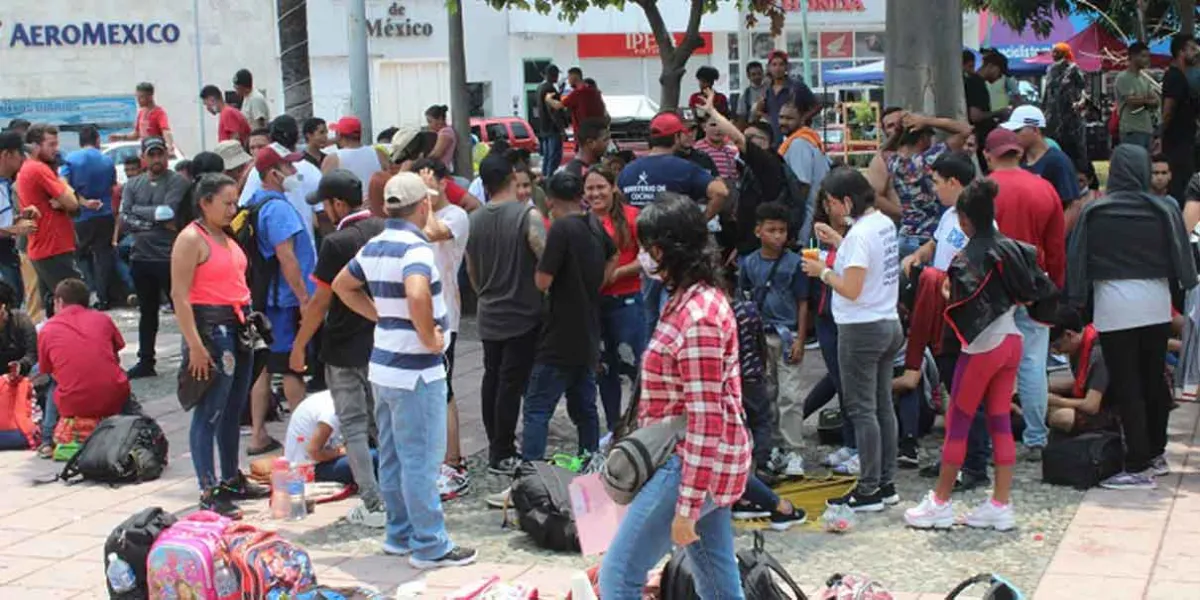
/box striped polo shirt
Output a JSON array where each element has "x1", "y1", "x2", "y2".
[
  {"x1": 345, "y1": 219, "x2": 449, "y2": 390},
  {"x1": 694, "y1": 138, "x2": 739, "y2": 181}
]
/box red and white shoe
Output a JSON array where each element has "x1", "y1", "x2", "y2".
[{"x1": 437, "y1": 463, "x2": 470, "y2": 501}]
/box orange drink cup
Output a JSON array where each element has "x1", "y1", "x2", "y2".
[{"x1": 802, "y1": 248, "x2": 820, "y2": 261}]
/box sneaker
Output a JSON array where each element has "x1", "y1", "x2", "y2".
[
  {"x1": 1019, "y1": 445, "x2": 1044, "y2": 463},
  {"x1": 832, "y1": 454, "x2": 860, "y2": 475},
  {"x1": 954, "y1": 470, "x2": 991, "y2": 493},
  {"x1": 768, "y1": 507, "x2": 808, "y2": 531},
  {"x1": 381, "y1": 541, "x2": 412, "y2": 556},
  {"x1": 1151, "y1": 455, "x2": 1171, "y2": 477},
  {"x1": 904, "y1": 491, "x2": 954, "y2": 529},
  {"x1": 782, "y1": 452, "x2": 805, "y2": 477},
  {"x1": 126, "y1": 293, "x2": 139, "y2": 308},
  {"x1": 823, "y1": 446, "x2": 855, "y2": 467},
  {"x1": 767, "y1": 448, "x2": 788, "y2": 474},
  {"x1": 485, "y1": 487, "x2": 511, "y2": 509},
  {"x1": 438, "y1": 464, "x2": 471, "y2": 501},
  {"x1": 126, "y1": 361, "x2": 157, "y2": 379},
  {"x1": 219, "y1": 471, "x2": 271, "y2": 500},
  {"x1": 897, "y1": 441, "x2": 919, "y2": 469},
  {"x1": 878, "y1": 482, "x2": 900, "y2": 506},
  {"x1": 487, "y1": 457, "x2": 520, "y2": 477},
  {"x1": 919, "y1": 463, "x2": 941, "y2": 478},
  {"x1": 1100, "y1": 470, "x2": 1157, "y2": 490},
  {"x1": 804, "y1": 335, "x2": 820, "y2": 350},
  {"x1": 827, "y1": 487, "x2": 885, "y2": 513},
  {"x1": 200, "y1": 488, "x2": 243, "y2": 520},
  {"x1": 732, "y1": 500, "x2": 771, "y2": 520},
  {"x1": 36, "y1": 444, "x2": 53, "y2": 459},
  {"x1": 409, "y1": 546, "x2": 478, "y2": 570},
  {"x1": 346, "y1": 502, "x2": 387, "y2": 529},
  {"x1": 964, "y1": 499, "x2": 1016, "y2": 531}
]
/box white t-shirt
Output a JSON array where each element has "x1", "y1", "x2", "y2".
[
  {"x1": 283, "y1": 391, "x2": 341, "y2": 465},
  {"x1": 932, "y1": 207, "x2": 969, "y2": 270},
  {"x1": 962, "y1": 306, "x2": 1022, "y2": 354},
  {"x1": 434, "y1": 203, "x2": 471, "y2": 332},
  {"x1": 831, "y1": 210, "x2": 900, "y2": 324},
  {"x1": 1093, "y1": 278, "x2": 1172, "y2": 333}
]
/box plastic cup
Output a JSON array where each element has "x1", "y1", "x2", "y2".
[{"x1": 802, "y1": 248, "x2": 820, "y2": 261}]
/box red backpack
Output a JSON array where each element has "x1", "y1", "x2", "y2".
[
  {"x1": 0, "y1": 374, "x2": 35, "y2": 450},
  {"x1": 223, "y1": 523, "x2": 318, "y2": 597}
]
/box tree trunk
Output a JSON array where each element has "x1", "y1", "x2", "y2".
[
  {"x1": 448, "y1": 0, "x2": 474, "y2": 178},
  {"x1": 1181, "y1": 0, "x2": 1196, "y2": 36},
  {"x1": 884, "y1": 0, "x2": 963, "y2": 119},
  {"x1": 636, "y1": 0, "x2": 705, "y2": 110}
]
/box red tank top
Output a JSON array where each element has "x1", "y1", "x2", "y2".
[{"x1": 189, "y1": 222, "x2": 251, "y2": 311}]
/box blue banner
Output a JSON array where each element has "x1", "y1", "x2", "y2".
[{"x1": 0, "y1": 95, "x2": 137, "y2": 148}]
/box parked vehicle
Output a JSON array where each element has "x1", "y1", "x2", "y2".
[
  {"x1": 102, "y1": 141, "x2": 184, "y2": 184},
  {"x1": 469, "y1": 117, "x2": 537, "y2": 153}
]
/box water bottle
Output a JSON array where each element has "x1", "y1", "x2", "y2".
[
  {"x1": 287, "y1": 467, "x2": 307, "y2": 521},
  {"x1": 214, "y1": 558, "x2": 239, "y2": 599},
  {"x1": 270, "y1": 456, "x2": 291, "y2": 520},
  {"x1": 106, "y1": 552, "x2": 136, "y2": 593}
]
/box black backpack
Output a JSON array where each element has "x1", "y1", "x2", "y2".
[
  {"x1": 103, "y1": 506, "x2": 178, "y2": 599},
  {"x1": 506, "y1": 461, "x2": 580, "y2": 552},
  {"x1": 662, "y1": 531, "x2": 807, "y2": 600},
  {"x1": 50, "y1": 415, "x2": 169, "y2": 485},
  {"x1": 1042, "y1": 430, "x2": 1123, "y2": 490},
  {"x1": 232, "y1": 197, "x2": 285, "y2": 312}
]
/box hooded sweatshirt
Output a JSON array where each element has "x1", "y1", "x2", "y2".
[{"x1": 1067, "y1": 144, "x2": 1198, "y2": 318}]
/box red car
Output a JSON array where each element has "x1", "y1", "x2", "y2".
[{"x1": 469, "y1": 117, "x2": 537, "y2": 153}]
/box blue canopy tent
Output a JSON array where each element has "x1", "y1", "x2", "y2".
[{"x1": 822, "y1": 60, "x2": 884, "y2": 85}]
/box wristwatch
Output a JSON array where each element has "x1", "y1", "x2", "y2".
[{"x1": 820, "y1": 268, "x2": 833, "y2": 284}]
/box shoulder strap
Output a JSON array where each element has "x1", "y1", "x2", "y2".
[
  {"x1": 753, "y1": 257, "x2": 784, "y2": 306},
  {"x1": 752, "y1": 531, "x2": 809, "y2": 600},
  {"x1": 945, "y1": 574, "x2": 993, "y2": 599},
  {"x1": 613, "y1": 374, "x2": 642, "y2": 440}
]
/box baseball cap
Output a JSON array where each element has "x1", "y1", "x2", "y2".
[
  {"x1": 0, "y1": 131, "x2": 26, "y2": 155},
  {"x1": 307, "y1": 168, "x2": 362, "y2": 206},
  {"x1": 214, "y1": 140, "x2": 252, "y2": 171},
  {"x1": 650, "y1": 112, "x2": 686, "y2": 137},
  {"x1": 985, "y1": 129, "x2": 1023, "y2": 157},
  {"x1": 1001, "y1": 105, "x2": 1046, "y2": 131},
  {"x1": 383, "y1": 172, "x2": 436, "y2": 209},
  {"x1": 388, "y1": 126, "x2": 421, "y2": 162},
  {"x1": 330, "y1": 116, "x2": 363, "y2": 138},
  {"x1": 479, "y1": 153, "x2": 514, "y2": 192},
  {"x1": 141, "y1": 137, "x2": 167, "y2": 153},
  {"x1": 254, "y1": 142, "x2": 303, "y2": 176}
]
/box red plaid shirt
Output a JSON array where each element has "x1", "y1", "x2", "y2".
[{"x1": 639, "y1": 282, "x2": 751, "y2": 519}]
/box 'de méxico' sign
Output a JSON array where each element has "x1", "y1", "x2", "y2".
[{"x1": 2, "y1": 21, "x2": 182, "y2": 48}]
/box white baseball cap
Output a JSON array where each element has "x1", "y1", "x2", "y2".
[
  {"x1": 382, "y1": 172, "x2": 437, "y2": 209},
  {"x1": 1001, "y1": 105, "x2": 1046, "y2": 131}
]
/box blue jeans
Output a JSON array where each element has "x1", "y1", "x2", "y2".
[
  {"x1": 896, "y1": 388, "x2": 920, "y2": 441},
  {"x1": 1014, "y1": 307, "x2": 1049, "y2": 448},
  {"x1": 898, "y1": 234, "x2": 926, "y2": 260},
  {"x1": 314, "y1": 449, "x2": 379, "y2": 485},
  {"x1": 521, "y1": 363, "x2": 600, "y2": 461},
  {"x1": 599, "y1": 456, "x2": 744, "y2": 600},
  {"x1": 374, "y1": 377, "x2": 454, "y2": 561},
  {"x1": 115, "y1": 235, "x2": 135, "y2": 293},
  {"x1": 599, "y1": 293, "x2": 646, "y2": 431},
  {"x1": 741, "y1": 473, "x2": 778, "y2": 510},
  {"x1": 187, "y1": 324, "x2": 253, "y2": 489},
  {"x1": 539, "y1": 134, "x2": 563, "y2": 176}
]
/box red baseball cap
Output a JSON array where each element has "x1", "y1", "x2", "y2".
[
  {"x1": 650, "y1": 112, "x2": 686, "y2": 137},
  {"x1": 330, "y1": 116, "x2": 363, "y2": 138},
  {"x1": 254, "y1": 143, "x2": 303, "y2": 176},
  {"x1": 985, "y1": 128, "x2": 1022, "y2": 157}
]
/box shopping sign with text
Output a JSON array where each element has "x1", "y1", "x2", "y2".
[{"x1": 577, "y1": 33, "x2": 715, "y2": 59}]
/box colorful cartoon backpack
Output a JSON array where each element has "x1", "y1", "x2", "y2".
[
  {"x1": 818, "y1": 573, "x2": 893, "y2": 600},
  {"x1": 223, "y1": 523, "x2": 318, "y2": 598},
  {"x1": 147, "y1": 510, "x2": 239, "y2": 600}
]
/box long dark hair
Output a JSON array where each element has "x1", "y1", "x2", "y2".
[
  {"x1": 176, "y1": 151, "x2": 227, "y2": 230},
  {"x1": 586, "y1": 166, "x2": 634, "y2": 250},
  {"x1": 821, "y1": 166, "x2": 875, "y2": 218},
  {"x1": 636, "y1": 192, "x2": 721, "y2": 292},
  {"x1": 957, "y1": 178, "x2": 998, "y2": 236}
]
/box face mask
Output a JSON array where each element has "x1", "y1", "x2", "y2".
[
  {"x1": 282, "y1": 174, "x2": 301, "y2": 193},
  {"x1": 637, "y1": 249, "x2": 661, "y2": 281}
]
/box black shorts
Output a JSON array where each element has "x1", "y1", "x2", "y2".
[
  {"x1": 265, "y1": 351, "x2": 305, "y2": 375},
  {"x1": 445, "y1": 332, "x2": 458, "y2": 403}
]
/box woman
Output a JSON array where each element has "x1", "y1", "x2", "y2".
[
  {"x1": 425, "y1": 104, "x2": 457, "y2": 172},
  {"x1": 801, "y1": 167, "x2": 903, "y2": 512},
  {"x1": 171, "y1": 173, "x2": 257, "y2": 518},
  {"x1": 904, "y1": 179, "x2": 1039, "y2": 531},
  {"x1": 599, "y1": 192, "x2": 750, "y2": 600},
  {"x1": 585, "y1": 166, "x2": 644, "y2": 431}
]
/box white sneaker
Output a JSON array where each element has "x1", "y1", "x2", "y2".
[
  {"x1": 904, "y1": 491, "x2": 954, "y2": 530},
  {"x1": 346, "y1": 502, "x2": 387, "y2": 529},
  {"x1": 485, "y1": 487, "x2": 511, "y2": 509},
  {"x1": 832, "y1": 454, "x2": 860, "y2": 475},
  {"x1": 824, "y1": 447, "x2": 854, "y2": 467},
  {"x1": 767, "y1": 448, "x2": 788, "y2": 474},
  {"x1": 782, "y1": 452, "x2": 805, "y2": 477},
  {"x1": 381, "y1": 541, "x2": 411, "y2": 556},
  {"x1": 437, "y1": 464, "x2": 471, "y2": 501},
  {"x1": 964, "y1": 499, "x2": 1016, "y2": 532}
]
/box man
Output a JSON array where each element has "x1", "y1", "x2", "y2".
[
  {"x1": 755, "y1": 51, "x2": 816, "y2": 142},
  {"x1": 14, "y1": 124, "x2": 83, "y2": 317},
  {"x1": 245, "y1": 145, "x2": 318, "y2": 455},
  {"x1": 200, "y1": 85, "x2": 252, "y2": 146},
  {"x1": 215, "y1": 139, "x2": 254, "y2": 187},
  {"x1": 61, "y1": 125, "x2": 117, "y2": 310},
  {"x1": 618, "y1": 112, "x2": 728, "y2": 216},
  {"x1": 109, "y1": 82, "x2": 176, "y2": 152},
  {"x1": 1067, "y1": 143, "x2": 1196, "y2": 489},
  {"x1": 4, "y1": 119, "x2": 30, "y2": 138},
  {"x1": 868, "y1": 109, "x2": 971, "y2": 257},
  {"x1": 965, "y1": 50, "x2": 1011, "y2": 170},
  {"x1": 248, "y1": 129, "x2": 271, "y2": 156},
  {"x1": 321, "y1": 116, "x2": 391, "y2": 194},
  {"x1": 332, "y1": 171, "x2": 478, "y2": 570},
  {"x1": 465, "y1": 154, "x2": 547, "y2": 477},
  {"x1": 674, "y1": 114, "x2": 720, "y2": 178},
  {"x1": 1003, "y1": 105, "x2": 1081, "y2": 209},
  {"x1": 1048, "y1": 308, "x2": 1119, "y2": 436},
  {"x1": 980, "y1": 50, "x2": 1021, "y2": 118},
  {"x1": 695, "y1": 116, "x2": 738, "y2": 181},
  {"x1": 1153, "y1": 155, "x2": 1174, "y2": 200},
  {"x1": 536, "y1": 65, "x2": 566, "y2": 176},
  {"x1": 239, "y1": 116, "x2": 322, "y2": 248},
  {"x1": 1159, "y1": 33, "x2": 1198, "y2": 205},
  {"x1": 234, "y1": 69, "x2": 271, "y2": 130},
  {"x1": 302, "y1": 118, "x2": 329, "y2": 169},
  {"x1": 777, "y1": 94, "x2": 829, "y2": 246},
  {"x1": 737, "y1": 61, "x2": 767, "y2": 123},
  {"x1": 1114, "y1": 42, "x2": 1158, "y2": 150},
  {"x1": 521, "y1": 171, "x2": 614, "y2": 464},
  {"x1": 119, "y1": 137, "x2": 188, "y2": 378},
  {"x1": 411, "y1": 158, "x2": 471, "y2": 499},
  {"x1": 1041, "y1": 43, "x2": 1089, "y2": 165},
  {"x1": 687, "y1": 66, "x2": 729, "y2": 118},
  {"x1": 546, "y1": 68, "x2": 606, "y2": 138},
  {"x1": 0, "y1": 132, "x2": 36, "y2": 300},
  {"x1": 986, "y1": 128, "x2": 1066, "y2": 462},
  {"x1": 290, "y1": 168, "x2": 387, "y2": 527},
  {"x1": 559, "y1": 118, "x2": 609, "y2": 179}
]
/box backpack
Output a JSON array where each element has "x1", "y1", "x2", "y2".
[
  {"x1": 818, "y1": 574, "x2": 893, "y2": 600},
  {"x1": 223, "y1": 523, "x2": 319, "y2": 598},
  {"x1": 231, "y1": 197, "x2": 286, "y2": 312},
  {"x1": 0, "y1": 374, "x2": 36, "y2": 450},
  {"x1": 1042, "y1": 430, "x2": 1123, "y2": 490},
  {"x1": 736, "y1": 153, "x2": 811, "y2": 248},
  {"x1": 50, "y1": 414, "x2": 168, "y2": 485},
  {"x1": 507, "y1": 461, "x2": 581, "y2": 552},
  {"x1": 946, "y1": 573, "x2": 1025, "y2": 600},
  {"x1": 661, "y1": 532, "x2": 807, "y2": 600},
  {"x1": 147, "y1": 511, "x2": 238, "y2": 600},
  {"x1": 104, "y1": 506, "x2": 179, "y2": 599}
]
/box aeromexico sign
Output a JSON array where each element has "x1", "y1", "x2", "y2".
[
  {"x1": 2, "y1": 20, "x2": 182, "y2": 48},
  {"x1": 367, "y1": 2, "x2": 434, "y2": 39}
]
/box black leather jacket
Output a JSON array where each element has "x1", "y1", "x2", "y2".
[{"x1": 945, "y1": 232, "x2": 1059, "y2": 346}]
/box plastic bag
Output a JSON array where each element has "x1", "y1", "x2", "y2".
[{"x1": 820, "y1": 504, "x2": 857, "y2": 533}]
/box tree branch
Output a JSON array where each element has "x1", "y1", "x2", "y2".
[
  {"x1": 678, "y1": 0, "x2": 705, "y2": 57},
  {"x1": 633, "y1": 0, "x2": 676, "y2": 59}
]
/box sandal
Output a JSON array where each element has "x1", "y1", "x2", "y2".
[
  {"x1": 245, "y1": 437, "x2": 282, "y2": 456},
  {"x1": 36, "y1": 444, "x2": 54, "y2": 459}
]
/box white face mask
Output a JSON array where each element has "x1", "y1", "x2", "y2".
[
  {"x1": 637, "y1": 249, "x2": 661, "y2": 281},
  {"x1": 282, "y1": 174, "x2": 302, "y2": 193}
]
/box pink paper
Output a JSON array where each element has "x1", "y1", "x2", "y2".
[{"x1": 570, "y1": 472, "x2": 628, "y2": 556}]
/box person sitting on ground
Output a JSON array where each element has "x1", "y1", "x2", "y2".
[
  {"x1": 284, "y1": 390, "x2": 377, "y2": 484},
  {"x1": 0, "y1": 281, "x2": 37, "y2": 377},
  {"x1": 1048, "y1": 306, "x2": 1119, "y2": 435}
]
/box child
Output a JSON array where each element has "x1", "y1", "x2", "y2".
[
  {"x1": 284, "y1": 391, "x2": 377, "y2": 485},
  {"x1": 1048, "y1": 307, "x2": 1120, "y2": 436},
  {"x1": 739, "y1": 202, "x2": 809, "y2": 477}
]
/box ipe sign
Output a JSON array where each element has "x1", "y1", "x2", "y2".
[
  {"x1": 577, "y1": 33, "x2": 714, "y2": 59},
  {"x1": 1, "y1": 20, "x2": 182, "y2": 48}
]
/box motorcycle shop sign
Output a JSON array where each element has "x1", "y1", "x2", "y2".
[{"x1": 366, "y1": 2, "x2": 434, "y2": 39}]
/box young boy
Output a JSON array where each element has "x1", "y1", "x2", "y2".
[
  {"x1": 901, "y1": 152, "x2": 977, "y2": 275},
  {"x1": 1048, "y1": 307, "x2": 1119, "y2": 436},
  {"x1": 738, "y1": 202, "x2": 808, "y2": 477},
  {"x1": 284, "y1": 390, "x2": 378, "y2": 484},
  {"x1": 1151, "y1": 155, "x2": 1172, "y2": 200}
]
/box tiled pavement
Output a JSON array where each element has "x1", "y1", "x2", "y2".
[{"x1": 2, "y1": 323, "x2": 1200, "y2": 598}]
